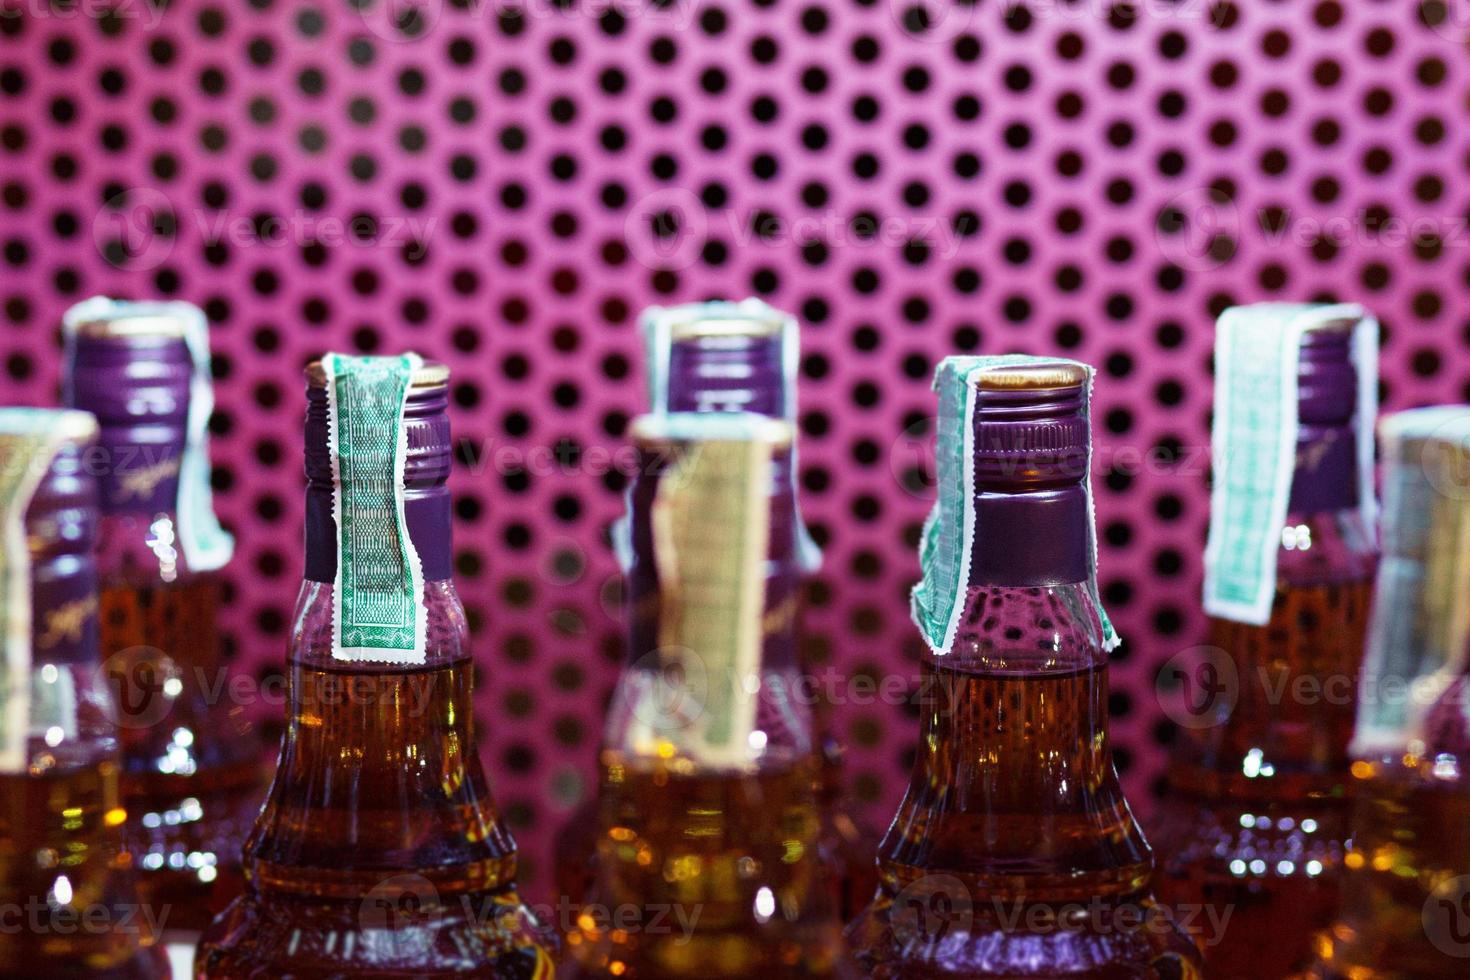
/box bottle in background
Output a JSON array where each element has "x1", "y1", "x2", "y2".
[
  {"x1": 195, "y1": 355, "x2": 555, "y2": 976},
  {"x1": 555, "y1": 299, "x2": 875, "y2": 923},
  {"x1": 1309, "y1": 407, "x2": 1470, "y2": 978},
  {"x1": 62, "y1": 298, "x2": 263, "y2": 931},
  {"x1": 847, "y1": 357, "x2": 1201, "y2": 978},
  {"x1": 0, "y1": 409, "x2": 168, "y2": 978},
  {"x1": 564, "y1": 413, "x2": 852, "y2": 978},
  {"x1": 1155, "y1": 307, "x2": 1379, "y2": 978}
]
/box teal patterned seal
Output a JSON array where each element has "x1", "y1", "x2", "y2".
[{"x1": 323, "y1": 353, "x2": 427, "y2": 663}]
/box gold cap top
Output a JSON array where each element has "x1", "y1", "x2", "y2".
[
  {"x1": 1301, "y1": 317, "x2": 1359, "y2": 336},
  {"x1": 304, "y1": 359, "x2": 450, "y2": 389},
  {"x1": 972, "y1": 361, "x2": 1090, "y2": 391},
  {"x1": 630, "y1": 412, "x2": 793, "y2": 450},
  {"x1": 669, "y1": 315, "x2": 784, "y2": 342},
  {"x1": 71, "y1": 313, "x2": 188, "y2": 339}
]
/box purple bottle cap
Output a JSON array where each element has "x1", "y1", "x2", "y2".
[
  {"x1": 969, "y1": 362, "x2": 1092, "y2": 587},
  {"x1": 23, "y1": 415, "x2": 101, "y2": 667},
  {"x1": 65, "y1": 319, "x2": 192, "y2": 515},
  {"x1": 971, "y1": 362, "x2": 1091, "y2": 492},
  {"x1": 303, "y1": 360, "x2": 454, "y2": 583},
  {"x1": 666, "y1": 315, "x2": 786, "y2": 417},
  {"x1": 1291, "y1": 321, "x2": 1358, "y2": 513}
]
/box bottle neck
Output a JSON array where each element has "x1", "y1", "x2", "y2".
[
  {"x1": 970, "y1": 485, "x2": 1090, "y2": 587},
  {"x1": 666, "y1": 333, "x2": 786, "y2": 417},
  {"x1": 886, "y1": 583, "x2": 1145, "y2": 880},
  {"x1": 626, "y1": 447, "x2": 801, "y2": 673},
  {"x1": 1289, "y1": 422, "x2": 1359, "y2": 515},
  {"x1": 302, "y1": 384, "x2": 454, "y2": 584},
  {"x1": 967, "y1": 378, "x2": 1092, "y2": 588},
  {"x1": 66, "y1": 333, "x2": 192, "y2": 519},
  {"x1": 27, "y1": 442, "x2": 100, "y2": 668}
]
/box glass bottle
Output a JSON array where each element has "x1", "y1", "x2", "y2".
[
  {"x1": 195, "y1": 355, "x2": 555, "y2": 976},
  {"x1": 564, "y1": 413, "x2": 852, "y2": 978},
  {"x1": 1154, "y1": 323, "x2": 1377, "y2": 978},
  {"x1": 847, "y1": 359, "x2": 1202, "y2": 978},
  {"x1": 1308, "y1": 407, "x2": 1470, "y2": 978},
  {"x1": 64, "y1": 301, "x2": 263, "y2": 930},
  {"x1": 554, "y1": 301, "x2": 875, "y2": 923},
  {"x1": 0, "y1": 409, "x2": 167, "y2": 978}
]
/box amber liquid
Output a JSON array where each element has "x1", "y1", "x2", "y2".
[
  {"x1": 1156, "y1": 579, "x2": 1373, "y2": 979},
  {"x1": 196, "y1": 657, "x2": 555, "y2": 978},
  {"x1": 1308, "y1": 755, "x2": 1470, "y2": 978},
  {"x1": 100, "y1": 575, "x2": 264, "y2": 930},
  {"x1": 0, "y1": 754, "x2": 167, "y2": 978},
  {"x1": 554, "y1": 741, "x2": 878, "y2": 929},
  {"x1": 564, "y1": 755, "x2": 849, "y2": 979},
  {"x1": 849, "y1": 661, "x2": 1201, "y2": 979}
]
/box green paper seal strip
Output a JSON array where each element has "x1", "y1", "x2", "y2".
[
  {"x1": 910, "y1": 355, "x2": 1119, "y2": 657},
  {"x1": 1352, "y1": 407, "x2": 1470, "y2": 757},
  {"x1": 1203, "y1": 303, "x2": 1379, "y2": 625},
  {"x1": 323, "y1": 353, "x2": 427, "y2": 664},
  {"x1": 629, "y1": 297, "x2": 822, "y2": 575},
  {"x1": 630, "y1": 413, "x2": 781, "y2": 769},
  {"x1": 0, "y1": 409, "x2": 96, "y2": 773},
  {"x1": 61, "y1": 296, "x2": 236, "y2": 573}
]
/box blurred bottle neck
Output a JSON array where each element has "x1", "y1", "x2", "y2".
[
  {"x1": 666, "y1": 331, "x2": 786, "y2": 417},
  {"x1": 26, "y1": 441, "x2": 100, "y2": 669},
  {"x1": 1289, "y1": 326, "x2": 1361, "y2": 515},
  {"x1": 66, "y1": 333, "x2": 191, "y2": 520},
  {"x1": 626, "y1": 444, "x2": 802, "y2": 675}
]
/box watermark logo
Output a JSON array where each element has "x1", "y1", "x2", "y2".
[
  {"x1": 0, "y1": 895, "x2": 170, "y2": 937},
  {"x1": 94, "y1": 187, "x2": 175, "y2": 272},
  {"x1": 624, "y1": 188, "x2": 708, "y2": 272},
  {"x1": 887, "y1": 0, "x2": 977, "y2": 42},
  {"x1": 1423, "y1": 874, "x2": 1470, "y2": 958},
  {"x1": 1419, "y1": 0, "x2": 1470, "y2": 45},
  {"x1": 355, "y1": 0, "x2": 445, "y2": 42},
  {"x1": 1420, "y1": 417, "x2": 1470, "y2": 502},
  {"x1": 891, "y1": 873, "x2": 974, "y2": 946},
  {"x1": 0, "y1": 0, "x2": 167, "y2": 29},
  {"x1": 622, "y1": 645, "x2": 713, "y2": 734},
  {"x1": 97, "y1": 646, "x2": 181, "y2": 731},
  {"x1": 1156, "y1": 645, "x2": 1239, "y2": 730},
  {"x1": 889, "y1": 416, "x2": 938, "y2": 502},
  {"x1": 1155, "y1": 187, "x2": 1238, "y2": 271},
  {"x1": 360, "y1": 873, "x2": 440, "y2": 957}
]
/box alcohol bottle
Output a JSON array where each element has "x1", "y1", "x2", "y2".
[
  {"x1": 847, "y1": 357, "x2": 1202, "y2": 979},
  {"x1": 1155, "y1": 312, "x2": 1378, "y2": 978},
  {"x1": 62, "y1": 299, "x2": 262, "y2": 930},
  {"x1": 0, "y1": 409, "x2": 168, "y2": 978},
  {"x1": 555, "y1": 300, "x2": 875, "y2": 923},
  {"x1": 195, "y1": 354, "x2": 555, "y2": 976},
  {"x1": 1308, "y1": 407, "x2": 1470, "y2": 978},
  {"x1": 564, "y1": 413, "x2": 852, "y2": 978}
]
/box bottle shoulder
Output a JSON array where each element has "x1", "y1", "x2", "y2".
[
  {"x1": 287, "y1": 578, "x2": 471, "y2": 669},
  {"x1": 946, "y1": 581, "x2": 1106, "y2": 673}
]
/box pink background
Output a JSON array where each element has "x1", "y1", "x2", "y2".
[{"x1": 2, "y1": 0, "x2": 1467, "y2": 899}]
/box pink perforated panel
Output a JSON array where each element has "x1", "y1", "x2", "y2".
[{"x1": 1, "y1": 0, "x2": 1467, "y2": 901}]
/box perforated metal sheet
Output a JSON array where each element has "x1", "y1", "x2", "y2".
[{"x1": 1, "y1": 0, "x2": 1467, "y2": 899}]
